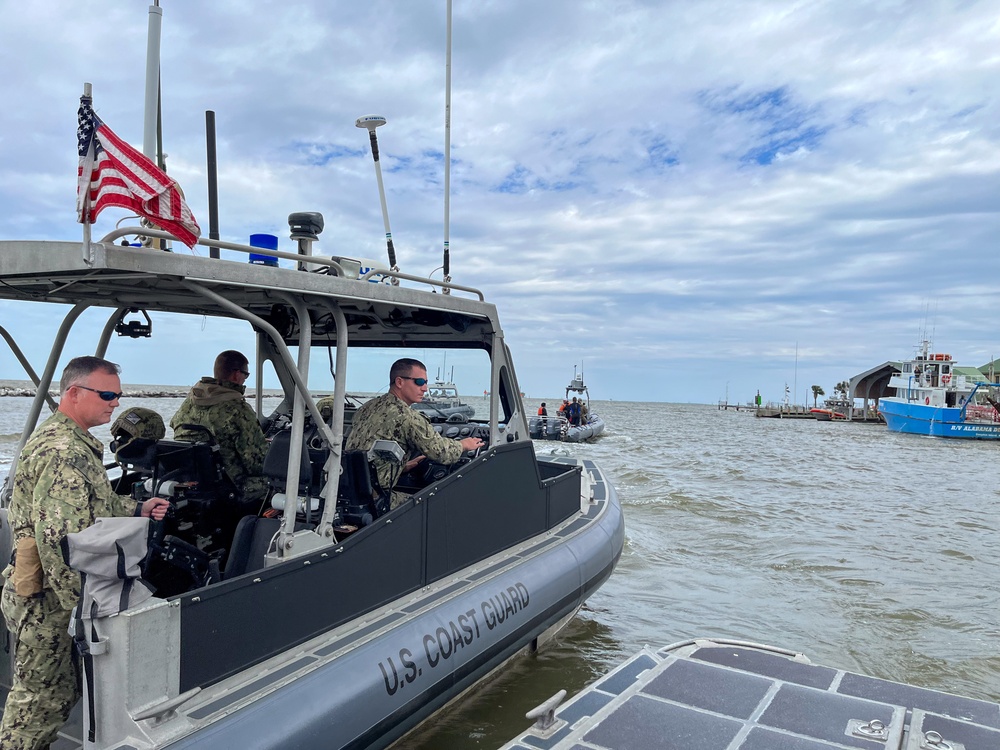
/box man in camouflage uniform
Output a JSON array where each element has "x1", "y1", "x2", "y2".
[
  {"x1": 0, "y1": 356, "x2": 169, "y2": 750},
  {"x1": 345, "y1": 358, "x2": 484, "y2": 509},
  {"x1": 170, "y1": 350, "x2": 268, "y2": 502}
]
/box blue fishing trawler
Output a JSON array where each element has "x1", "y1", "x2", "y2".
[{"x1": 878, "y1": 340, "x2": 1000, "y2": 439}]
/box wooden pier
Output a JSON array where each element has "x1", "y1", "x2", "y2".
[
  {"x1": 716, "y1": 401, "x2": 756, "y2": 412},
  {"x1": 754, "y1": 405, "x2": 814, "y2": 419}
]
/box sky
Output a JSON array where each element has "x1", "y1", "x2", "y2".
[{"x1": 0, "y1": 0, "x2": 998, "y2": 405}]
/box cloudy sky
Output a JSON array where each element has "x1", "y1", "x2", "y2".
[{"x1": 0, "y1": 0, "x2": 997, "y2": 404}]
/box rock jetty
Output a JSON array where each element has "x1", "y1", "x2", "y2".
[{"x1": 0, "y1": 386, "x2": 188, "y2": 398}]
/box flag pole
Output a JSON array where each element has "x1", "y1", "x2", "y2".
[
  {"x1": 81, "y1": 82, "x2": 93, "y2": 263},
  {"x1": 143, "y1": 2, "x2": 164, "y2": 249},
  {"x1": 143, "y1": 3, "x2": 162, "y2": 161}
]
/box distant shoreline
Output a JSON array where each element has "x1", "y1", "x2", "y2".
[
  {"x1": 0, "y1": 382, "x2": 376, "y2": 399},
  {"x1": 0, "y1": 386, "x2": 192, "y2": 398}
]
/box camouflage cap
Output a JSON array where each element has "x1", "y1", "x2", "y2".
[{"x1": 111, "y1": 406, "x2": 166, "y2": 443}]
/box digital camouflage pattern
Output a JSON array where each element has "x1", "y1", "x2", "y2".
[
  {"x1": 170, "y1": 377, "x2": 268, "y2": 500},
  {"x1": 1, "y1": 411, "x2": 138, "y2": 749},
  {"x1": 345, "y1": 392, "x2": 464, "y2": 501}
]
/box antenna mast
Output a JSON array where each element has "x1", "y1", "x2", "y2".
[
  {"x1": 356, "y1": 115, "x2": 400, "y2": 283},
  {"x1": 442, "y1": 0, "x2": 453, "y2": 293}
]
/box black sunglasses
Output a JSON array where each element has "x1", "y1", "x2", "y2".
[
  {"x1": 75, "y1": 385, "x2": 124, "y2": 402},
  {"x1": 399, "y1": 376, "x2": 428, "y2": 386}
]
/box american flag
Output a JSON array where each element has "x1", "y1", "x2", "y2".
[{"x1": 76, "y1": 95, "x2": 200, "y2": 248}]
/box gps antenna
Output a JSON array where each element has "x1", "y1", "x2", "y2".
[{"x1": 356, "y1": 115, "x2": 399, "y2": 283}]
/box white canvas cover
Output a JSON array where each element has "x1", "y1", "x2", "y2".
[{"x1": 65, "y1": 516, "x2": 154, "y2": 618}]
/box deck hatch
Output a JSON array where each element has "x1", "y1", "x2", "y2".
[
  {"x1": 758, "y1": 684, "x2": 897, "y2": 748},
  {"x1": 645, "y1": 659, "x2": 773, "y2": 720},
  {"x1": 693, "y1": 646, "x2": 837, "y2": 690},
  {"x1": 910, "y1": 709, "x2": 1000, "y2": 749},
  {"x1": 582, "y1": 694, "x2": 743, "y2": 750},
  {"x1": 741, "y1": 726, "x2": 847, "y2": 749},
  {"x1": 837, "y1": 672, "x2": 1000, "y2": 727}
]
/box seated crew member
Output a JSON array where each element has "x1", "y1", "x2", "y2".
[
  {"x1": 170, "y1": 350, "x2": 268, "y2": 502},
  {"x1": 345, "y1": 358, "x2": 484, "y2": 510}
]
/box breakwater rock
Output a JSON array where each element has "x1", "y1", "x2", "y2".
[{"x1": 0, "y1": 387, "x2": 188, "y2": 398}]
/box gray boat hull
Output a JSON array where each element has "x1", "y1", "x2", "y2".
[
  {"x1": 529, "y1": 415, "x2": 605, "y2": 442},
  {"x1": 156, "y1": 458, "x2": 623, "y2": 749}
]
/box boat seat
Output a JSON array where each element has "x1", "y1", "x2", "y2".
[
  {"x1": 155, "y1": 439, "x2": 224, "y2": 484},
  {"x1": 263, "y1": 429, "x2": 314, "y2": 494},
  {"x1": 338, "y1": 449, "x2": 374, "y2": 504},
  {"x1": 114, "y1": 436, "x2": 237, "y2": 499},
  {"x1": 223, "y1": 516, "x2": 281, "y2": 579},
  {"x1": 336, "y1": 449, "x2": 386, "y2": 523}
]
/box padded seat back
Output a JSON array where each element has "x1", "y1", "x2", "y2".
[
  {"x1": 223, "y1": 516, "x2": 281, "y2": 579},
  {"x1": 263, "y1": 430, "x2": 313, "y2": 493},
  {"x1": 338, "y1": 450, "x2": 374, "y2": 504}
]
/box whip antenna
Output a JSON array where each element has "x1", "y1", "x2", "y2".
[
  {"x1": 356, "y1": 115, "x2": 400, "y2": 283},
  {"x1": 442, "y1": 0, "x2": 453, "y2": 293}
]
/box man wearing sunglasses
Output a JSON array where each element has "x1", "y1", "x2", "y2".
[
  {"x1": 346, "y1": 358, "x2": 484, "y2": 510},
  {"x1": 1, "y1": 356, "x2": 170, "y2": 750},
  {"x1": 171, "y1": 350, "x2": 269, "y2": 503}
]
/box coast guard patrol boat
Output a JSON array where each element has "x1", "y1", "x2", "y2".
[
  {"x1": 0, "y1": 211, "x2": 624, "y2": 749},
  {"x1": 0, "y1": 7, "x2": 623, "y2": 745}
]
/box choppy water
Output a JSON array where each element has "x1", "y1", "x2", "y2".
[
  {"x1": 410, "y1": 400, "x2": 1000, "y2": 748},
  {"x1": 2, "y1": 397, "x2": 998, "y2": 748}
]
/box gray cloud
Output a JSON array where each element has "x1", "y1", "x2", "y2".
[{"x1": 1, "y1": 0, "x2": 998, "y2": 404}]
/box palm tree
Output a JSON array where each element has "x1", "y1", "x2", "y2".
[
  {"x1": 835, "y1": 380, "x2": 850, "y2": 399},
  {"x1": 811, "y1": 384, "x2": 825, "y2": 407}
]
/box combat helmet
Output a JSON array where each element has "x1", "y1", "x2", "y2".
[{"x1": 110, "y1": 406, "x2": 166, "y2": 453}]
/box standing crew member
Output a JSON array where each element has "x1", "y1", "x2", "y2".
[
  {"x1": 0, "y1": 356, "x2": 169, "y2": 750},
  {"x1": 537, "y1": 401, "x2": 548, "y2": 432}
]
